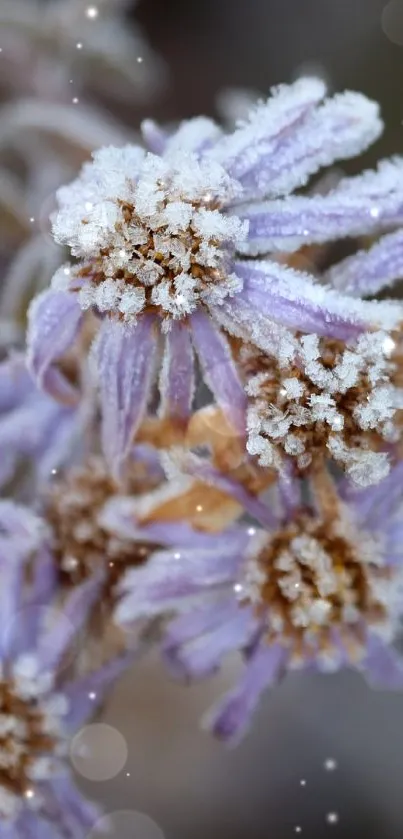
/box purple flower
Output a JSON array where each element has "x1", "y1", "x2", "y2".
[
  {"x1": 115, "y1": 465, "x2": 403, "y2": 744},
  {"x1": 0, "y1": 499, "x2": 129, "y2": 836},
  {"x1": 26, "y1": 78, "x2": 403, "y2": 478},
  {"x1": 0, "y1": 354, "x2": 88, "y2": 492}
]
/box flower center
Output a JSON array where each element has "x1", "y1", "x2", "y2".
[
  {"x1": 61, "y1": 152, "x2": 247, "y2": 324},
  {"x1": 44, "y1": 457, "x2": 157, "y2": 591},
  {"x1": 240, "y1": 511, "x2": 390, "y2": 662},
  {"x1": 0, "y1": 662, "x2": 66, "y2": 818},
  {"x1": 241, "y1": 331, "x2": 401, "y2": 486}
]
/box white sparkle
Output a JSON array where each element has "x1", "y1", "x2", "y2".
[
  {"x1": 326, "y1": 813, "x2": 339, "y2": 825},
  {"x1": 234, "y1": 584, "x2": 243, "y2": 594},
  {"x1": 300, "y1": 779, "x2": 306, "y2": 786},
  {"x1": 295, "y1": 828, "x2": 302, "y2": 834},
  {"x1": 173, "y1": 553, "x2": 181, "y2": 560},
  {"x1": 247, "y1": 527, "x2": 256, "y2": 536},
  {"x1": 196, "y1": 505, "x2": 203, "y2": 512},
  {"x1": 72, "y1": 98, "x2": 79, "y2": 105},
  {"x1": 382, "y1": 335, "x2": 396, "y2": 357},
  {"x1": 137, "y1": 56, "x2": 143, "y2": 63},
  {"x1": 370, "y1": 206, "x2": 380, "y2": 219},
  {"x1": 86, "y1": 5, "x2": 98, "y2": 18},
  {"x1": 88, "y1": 692, "x2": 97, "y2": 701},
  {"x1": 29, "y1": 217, "x2": 35, "y2": 223},
  {"x1": 24, "y1": 789, "x2": 35, "y2": 800},
  {"x1": 85, "y1": 201, "x2": 93, "y2": 211},
  {"x1": 76, "y1": 42, "x2": 83, "y2": 49},
  {"x1": 324, "y1": 758, "x2": 337, "y2": 771}
]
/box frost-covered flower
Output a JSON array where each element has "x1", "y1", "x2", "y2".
[
  {"x1": 116, "y1": 466, "x2": 403, "y2": 743},
  {"x1": 0, "y1": 354, "x2": 89, "y2": 493},
  {"x1": 0, "y1": 500, "x2": 127, "y2": 835},
  {"x1": 27, "y1": 78, "x2": 403, "y2": 477},
  {"x1": 238, "y1": 331, "x2": 403, "y2": 486}
]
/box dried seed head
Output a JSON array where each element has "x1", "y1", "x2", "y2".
[
  {"x1": 53, "y1": 148, "x2": 247, "y2": 327},
  {"x1": 44, "y1": 457, "x2": 158, "y2": 594},
  {"x1": 240, "y1": 507, "x2": 399, "y2": 667},
  {"x1": 0, "y1": 657, "x2": 67, "y2": 818},
  {"x1": 242, "y1": 331, "x2": 403, "y2": 486}
]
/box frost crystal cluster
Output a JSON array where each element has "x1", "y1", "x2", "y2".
[
  {"x1": 245, "y1": 330, "x2": 403, "y2": 486},
  {"x1": 55, "y1": 148, "x2": 246, "y2": 323},
  {"x1": 3, "y1": 74, "x2": 403, "y2": 832}
]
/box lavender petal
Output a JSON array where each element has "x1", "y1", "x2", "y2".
[
  {"x1": 327, "y1": 229, "x2": 403, "y2": 296},
  {"x1": 159, "y1": 322, "x2": 194, "y2": 420},
  {"x1": 234, "y1": 260, "x2": 402, "y2": 339},
  {"x1": 27, "y1": 289, "x2": 83, "y2": 402},
  {"x1": 202, "y1": 642, "x2": 287, "y2": 744},
  {"x1": 191, "y1": 308, "x2": 246, "y2": 434},
  {"x1": 94, "y1": 316, "x2": 157, "y2": 477}
]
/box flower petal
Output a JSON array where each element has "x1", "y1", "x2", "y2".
[
  {"x1": 202, "y1": 642, "x2": 287, "y2": 744},
  {"x1": 64, "y1": 652, "x2": 135, "y2": 731},
  {"x1": 27, "y1": 289, "x2": 83, "y2": 402},
  {"x1": 342, "y1": 461, "x2": 403, "y2": 531},
  {"x1": 0, "y1": 355, "x2": 32, "y2": 413},
  {"x1": 212, "y1": 80, "x2": 381, "y2": 200},
  {"x1": 94, "y1": 316, "x2": 157, "y2": 477},
  {"x1": 163, "y1": 602, "x2": 259, "y2": 680},
  {"x1": 362, "y1": 635, "x2": 403, "y2": 689},
  {"x1": 234, "y1": 260, "x2": 403, "y2": 339},
  {"x1": 177, "y1": 452, "x2": 278, "y2": 529},
  {"x1": 165, "y1": 117, "x2": 222, "y2": 155},
  {"x1": 141, "y1": 119, "x2": 169, "y2": 154},
  {"x1": 327, "y1": 229, "x2": 403, "y2": 297},
  {"x1": 211, "y1": 77, "x2": 326, "y2": 197},
  {"x1": 191, "y1": 309, "x2": 246, "y2": 434},
  {"x1": 36, "y1": 574, "x2": 104, "y2": 671},
  {"x1": 159, "y1": 322, "x2": 194, "y2": 420},
  {"x1": 50, "y1": 776, "x2": 101, "y2": 834},
  {"x1": 116, "y1": 542, "x2": 244, "y2": 625},
  {"x1": 0, "y1": 556, "x2": 25, "y2": 659},
  {"x1": 101, "y1": 495, "x2": 244, "y2": 549},
  {"x1": 237, "y1": 191, "x2": 403, "y2": 256}
]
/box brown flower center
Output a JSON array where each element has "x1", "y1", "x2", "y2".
[
  {"x1": 236, "y1": 333, "x2": 398, "y2": 484},
  {"x1": 44, "y1": 457, "x2": 159, "y2": 593},
  {"x1": 239, "y1": 510, "x2": 389, "y2": 659},
  {"x1": 0, "y1": 673, "x2": 63, "y2": 813},
  {"x1": 76, "y1": 194, "x2": 229, "y2": 321}
]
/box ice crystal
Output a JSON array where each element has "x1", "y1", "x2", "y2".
[
  {"x1": 54, "y1": 147, "x2": 247, "y2": 324},
  {"x1": 242, "y1": 331, "x2": 403, "y2": 486}
]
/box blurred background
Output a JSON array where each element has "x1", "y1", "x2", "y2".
[{"x1": 2, "y1": 0, "x2": 403, "y2": 836}]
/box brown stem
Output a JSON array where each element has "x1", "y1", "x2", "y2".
[{"x1": 310, "y1": 466, "x2": 341, "y2": 524}]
